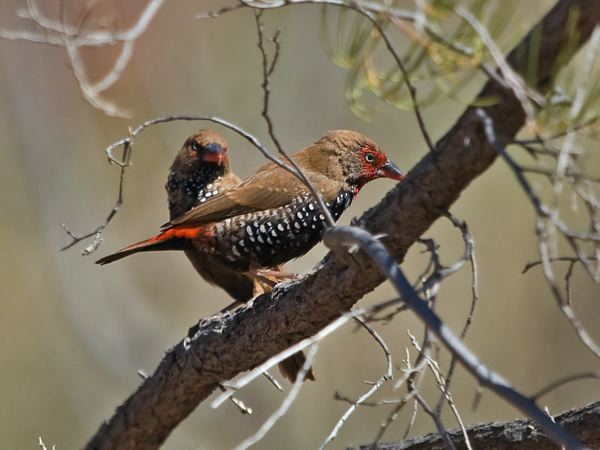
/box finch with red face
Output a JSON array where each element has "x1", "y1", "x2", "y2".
[
  {"x1": 98, "y1": 130, "x2": 404, "y2": 271},
  {"x1": 98, "y1": 130, "x2": 404, "y2": 381}
]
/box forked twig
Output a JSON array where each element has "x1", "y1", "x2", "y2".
[
  {"x1": 232, "y1": 344, "x2": 319, "y2": 450},
  {"x1": 61, "y1": 114, "x2": 306, "y2": 254},
  {"x1": 323, "y1": 225, "x2": 587, "y2": 450},
  {"x1": 319, "y1": 316, "x2": 392, "y2": 449},
  {"x1": 253, "y1": 10, "x2": 336, "y2": 226}
]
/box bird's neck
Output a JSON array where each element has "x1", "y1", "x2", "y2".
[{"x1": 327, "y1": 188, "x2": 355, "y2": 221}]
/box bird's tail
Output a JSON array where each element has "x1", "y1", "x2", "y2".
[{"x1": 96, "y1": 227, "x2": 202, "y2": 265}]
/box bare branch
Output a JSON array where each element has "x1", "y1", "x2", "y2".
[
  {"x1": 370, "y1": 345, "x2": 430, "y2": 445},
  {"x1": 211, "y1": 314, "x2": 350, "y2": 409},
  {"x1": 1, "y1": 0, "x2": 166, "y2": 116},
  {"x1": 318, "y1": 316, "x2": 392, "y2": 449},
  {"x1": 522, "y1": 256, "x2": 598, "y2": 273},
  {"x1": 217, "y1": 385, "x2": 253, "y2": 415},
  {"x1": 232, "y1": 344, "x2": 319, "y2": 450},
  {"x1": 261, "y1": 370, "x2": 284, "y2": 392},
  {"x1": 253, "y1": 10, "x2": 336, "y2": 227},
  {"x1": 478, "y1": 107, "x2": 600, "y2": 359},
  {"x1": 409, "y1": 333, "x2": 473, "y2": 450},
  {"x1": 38, "y1": 437, "x2": 55, "y2": 450},
  {"x1": 414, "y1": 392, "x2": 457, "y2": 450},
  {"x1": 323, "y1": 225, "x2": 586, "y2": 450},
  {"x1": 532, "y1": 372, "x2": 600, "y2": 400},
  {"x1": 436, "y1": 213, "x2": 479, "y2": 414},
  {"x1": 206, "y1": 1, "x2": 436, "y2": 154},
  {"x1": 60, "y1": 132, "x2": 132, "y2": 254},
  {"x1": 354, "y1": 401, "x2": 600, "y2": 450}
]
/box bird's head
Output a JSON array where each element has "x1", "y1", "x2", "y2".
[
  {"x1": 181, "y1": 129, "x2": 229, "y2": 167},
  {"x1": 313, "y1": 130, "x2": 404, "y2": 193}
]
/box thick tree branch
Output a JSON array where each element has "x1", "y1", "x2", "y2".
[
  {"x1": 85, "y1": 1, "x2": 600, "y2": 449},
  {"x1": 356, "y1": 400, "x2": 600, "y2": 450}
]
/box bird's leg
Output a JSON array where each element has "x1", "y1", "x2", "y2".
[
  {"x1": 247, "y1": 265, "x2": 300, "y2": 297},
  {"x1": 255, "y1": 265, "x2": 300, "y2": 281},
  {"x1": 252, "y1": 276, "x2": 272, "y2": 296}
]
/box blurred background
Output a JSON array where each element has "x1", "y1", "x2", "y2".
[{"x1": 1, "y1": 0, "x2": 599, "y2": 449}]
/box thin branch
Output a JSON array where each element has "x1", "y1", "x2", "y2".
[
  {"x1": 334, "y1": 392, "x2": 404, "y2": 408},
  {"x1": 323, "y1": 225, "x2": 587, "y2": 450},
  {"x1": 532, "y1": 372, "x2": 600, "y2": 400},
  {"x1": 522, "y1": 256, "x2": 597, "y2": 273},
  {"x1": 261, "y1": 370, "x2": 284, "y2": 392},
  {"x1": 415, "y1": 392, "x2": 457, "y2": 450},
  {"x1": 38, "y1": 437, "x2": 55, "y2": 450},
  {"x1": 409, "y1": 333, "x2": 473, "y2": 450},
  {"x1": 478, "y1": 107, "x2": 600, "y2": 360},
  {"x1": 211, "y1": 314, "x2": 351, "y2": 409},
  {"x1": 61, "y1": 115, "x2": 303, "y2": 254},
  {"x1": 436, "y1": 212, "x2": 479, "y2": 414},
  {"x1": 318, "y1": 316, "x2": 392, "y2": 449},
  {"x1": 217, "y1": 385, "x2": 254, "y2": 415},
  {"x1": 355, "y1": 401, "x2": 600, "y2": 450},
  {"x1": 361, "y1": 10, "x2": 436, "y2": 155},
  {"x1": 207, "y1": 1, "x2": 436, "y2": 155},
  {"x1": 1, "y1": 0, "x2": 166, "y2": 116},
  {"x1": 232, "y1": 344, "x2": 319, "y2": 450},
  {"x1": 60, "y1": 129, "x2": 132, "y2": 254},
  {"x1": 371, "y1": 386, "x2": 418, "y2": 445},
  {"x1": 253, "y1": 10, "x2": 336, "y2": 227}
]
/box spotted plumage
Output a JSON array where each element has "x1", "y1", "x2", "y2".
[
  {"x1": 165, "y1": 130, "x2": 239, "y2": 219},
  {"x1": 210, "y1": 190, "x2": 354, "y2": 270},
  {"x1": 166, "y1": 167, "x2": 223, "y2": 217},
  {"x1": 163, "y1": 130, "x2": 256, "y2": 303},
  {"x1": 161, "y1": 130, "x2": 314, "y2": 382},
  {"x1": 98, "y1": 130, "x2": 404, "y2": 275},
  {"x1": 98, "y1": 130, "x2": 404, "y2": 384}
]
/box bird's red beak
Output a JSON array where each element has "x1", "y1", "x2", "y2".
[
  {"x1": 378, "y1": 160, "x2": 405, "y2": 181},
  {"x1": 201, "y1": 143, "x2": 225, "y2": 164}
]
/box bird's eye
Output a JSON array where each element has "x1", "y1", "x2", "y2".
[
  {"x1": 191, "y1": 142, "x2": 202, "y2": 153},
  {"x1": 364, "y1": 153, "x2": 376, "y2": 164}
]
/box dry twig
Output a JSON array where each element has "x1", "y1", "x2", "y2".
[
  {"x1": 1, "y1": 0, "x2": 166, "y2": 116},
  {"x1": 323, "y1": 225, "x2": 586, "y2": 450}
]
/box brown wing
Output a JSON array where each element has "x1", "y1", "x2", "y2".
[
  {"x1": 167, "y1": 162, "x2": 344, "y2": 228},
  {"x1": 168, "y1": 163, "x2": 303, "y2": 227}
]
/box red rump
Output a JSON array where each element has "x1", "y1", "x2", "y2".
[
  {"x1": 156, "y1": 226, "x2": 205, "y2": 241},
  {"x1": 95, "y1": 225, "x2": 211, "y2": 265}
]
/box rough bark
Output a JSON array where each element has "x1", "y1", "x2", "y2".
[
  {"x1": 357, "y1": 401, "x2": 600, "y2": 450},
  {"x1": 85, "y1": 1, "x2": 600, "y2": 449}
]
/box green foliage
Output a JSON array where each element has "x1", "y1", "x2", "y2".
[
  {"x1": 321, "y1": 1, "x2": 600, "y2": 137},
  {"x1": 320, "y1": 0, "x2": 518, "y2": 119},
  {"x1": 535, "y1": 24, "x2": 600, "y2": 137}
]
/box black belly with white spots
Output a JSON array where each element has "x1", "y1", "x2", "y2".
[{"x1": 210, "y1": 189, "x2": 354, "y2": 270}]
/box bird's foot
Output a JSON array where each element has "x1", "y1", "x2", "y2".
[
  {"x1": 248, "y1": 267, "x2": 300, "y2": 297},
  {"x1": 254, "y1": 268, "x2": 300, "y2": 281},
  {"x1": 252, "y1": 277, "x2": 273, "y2": 297}
]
